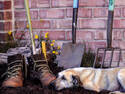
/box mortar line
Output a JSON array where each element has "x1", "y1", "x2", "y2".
[
  {"x1": 0, "y1": 20, "x2": 12, "y2": 22},
  {"x1": 0, "y1": 10, "x2": 12, "y2": 12},
  {"x1": 13, "y1": 6, "x2": 124, "y2": 10},
  {"x1": 14, "y1": 17, "x2": 125, "y2": 22}
]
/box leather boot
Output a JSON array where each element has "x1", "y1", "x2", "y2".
[
  {"x1": 2, "y1": 54, "x2": 25, "y2": 87},
  {"x1": 32, "y1": 54, "x2": 56, "y2": 86}
]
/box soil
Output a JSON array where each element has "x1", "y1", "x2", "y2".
[{"x1": 0, "y1": 61, "x2": 110, "y2": 94}]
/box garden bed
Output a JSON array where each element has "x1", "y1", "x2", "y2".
[{"x1": 0, "y1": 61, "x2": 110, "y2": 94}]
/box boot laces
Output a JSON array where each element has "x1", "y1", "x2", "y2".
[
  {"x1": 1, "y1": 60, "x2": 23, "y2": 79},
  {"x1": 33, "y1": 60, "x2": 52, "y2": 74}
]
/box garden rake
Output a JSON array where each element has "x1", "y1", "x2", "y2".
[{"x1": 93, "y1": 0, "x2": 121, "y2": 68}]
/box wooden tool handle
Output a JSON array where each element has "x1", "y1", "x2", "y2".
[
  {"x1": 107, "y1": 0, "x2": 115, "y2": 48},
  {"x1": 72, "y1": 0, "x2": 79, "y2": 44},
  {"x1": 24, "y1": 0, "x2": 36, "y2": 54}
]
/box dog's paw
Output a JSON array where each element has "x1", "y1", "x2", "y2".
[{"x1": 109, "y1": 91, "x2": 125, "y2": 94}]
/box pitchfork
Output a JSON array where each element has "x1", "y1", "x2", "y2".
[{"x1": 93, "y1": 0, "x2": 122, "y2": 68}]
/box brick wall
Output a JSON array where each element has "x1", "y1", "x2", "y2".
[
  {"x1": 0, "y1": 0, "x2": 12, "y2": 41},
  {"x1": 14, "y1": 0, "x2": 125, "y2": 64},
  {"x1": 13, "y1": 0, "x2": 125, "y2": 48}
]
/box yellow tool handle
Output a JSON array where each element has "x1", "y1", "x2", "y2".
[
  {"x1": 42, "y1": 41, "x2": 48, "y2": 62},
  {"x1": 24, "y1": 0, "x2": 36, "y2": 54}
]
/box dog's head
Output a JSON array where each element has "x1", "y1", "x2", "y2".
[{"x1": 50, "y1": 69, "x2": 82, "y2": 90}]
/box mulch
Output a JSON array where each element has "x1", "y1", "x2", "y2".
[{"x1": 0, "y1": 60, "x2": 110, "y2": 94}]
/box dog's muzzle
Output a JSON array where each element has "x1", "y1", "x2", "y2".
[{"x1": 48, "y1": 80, "x2": 56, "y2": 90}]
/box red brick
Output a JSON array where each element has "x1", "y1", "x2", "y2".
[
  {"x1": 93, "y1": 8, "x2": 121, "y2": 18},
  {"x1": 15, "y1": 31, "x2": 24, "y2": 39},
  {"x1": 0, "y1": 33, "x2": 9, "y2": 41},
  {"x1": 105, "y1": 52, "x2": 113, "y2": 62},
  {"x1": 0, "y1": 22, "x2": 4, "y2": 30},
  {"x1": 122, "y1": 51, "x2": 125, "y2": 62},
  {"x1": 15, "y1": 11, "x2": 26, "y2": 19},
  {"x1": 40, "y1": 30, "x2": 65, "y2": 40},
  {"x1": 66, "y1": 30, "x2": 94, "y2": 40},
  {"x1": 79, "y1": 0, "x2": 107, "y2": 7},
  {"x1": 30, "y1": 10, "x2": 38, "y2": 19},
  {"x1": 112, "y1": 40, "x2": 120, "y2": 48},
  {"x1": 32, "y1": 20, "x2": 51, "y2": 29},
  {"x1": 112, "y1": 40, "x2": 125, "y2": 49},
  {"x1": 4, "y1": 11, "x2": 12, "y2": 20},
  {"x1": 113, "y1": 19, "x2": 125, "y2": 29},
  {"x1": 122, "y1": 8, "x2": 125, "y2": 17},
  {"x1": 0, "y1": 1, "x2": 4, "y2": 10},
  {"x1": 123, "y1": 31, "x2": 125, "y2": 39},
  {"x1": 52, "y1": 19, "x2": 72, "y2": 29},
  {"x1": 15, "y1": 21, "x2": 26, "y2": 29},
  {"x1": 113, "y1": 30, "x2": 123, "y2": 40},
  {"x1": 65, "y1": 30, "x2": 71, "y2": 40},
  {"x1": 51, "y1": 0, "x2": 73, "y2": 7},
  {"x1": 118, "y1": 41, "x2": 125, "y2": 49},
  {"x1": 66, "y1": 8, "x2": 72, "y2": 18},
  {"x1": 86, "y1": 41, "x2": 106, "y2": 51},
  {"x1": 15, "y1": 31, "x2": 29, "y2": 40},
  {"x1": 114, "y1": 8, "x2": 122, "y2": 17},
  {"x1": 4, "y1": 22, "x2": 12, "y2": 31},
  {"x1": 116, "y1": 0, "x2": 125, "y2": 6},
  {"x1": 15, "y1": 10, "x2": 38, "y2": 19},
  {"x1": 79, "y1": 19, "x2": 106, "y2": 29},
  {"x1": 4, "y1": 1, "x2": 11, "y2": 10},
  {"x1": 37, "y1": 0, "x2": 50, "y2": 8},
  {"x1": 77, "y1": 31, "x2": 94, "y2": 40},
  {"x1": 0, "y1": 12, "x2": 4, "y2": 20},
  {"x1": 15, "y1": 20, "x2": 51, "y2": 29},
  {"x1": 29, "y1": 0, "x2": 37, "y2": 8},
  {"x1": 93, "y1": 8, "x2": 107, "y2": 18},
  {"x1": 14, "y1": 0, "x2": 24, "y2": 9},
  {"x1": 39, "y1": 9, "x2": 65, "y2": 19},
  {"x1": 79, "y1": 8, "x2": 92, "y2": 18},
  {"x1": 95, "y1": 30, "x2": 106, "y2": 40},
  {"x1": 103, "y1": 51, "x2": 121, "y2": 62},
  {"x1": 66, "y1": 8, "x2": 92, "y2": 18},
  {"x1": 112, "y1": 51, "x2": 122, "y2": 62}
]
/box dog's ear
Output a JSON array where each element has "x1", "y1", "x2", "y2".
[{"x1": 72, "y1": 75, "x2": 82, "y2": 86}]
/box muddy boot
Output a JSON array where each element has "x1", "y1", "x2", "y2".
[
  {"x1": 32, "y1": 54, "x2": 56, "y2": 86},
  {"x1": 2, "y1": 54, "x2": 25, "y2": 87}
]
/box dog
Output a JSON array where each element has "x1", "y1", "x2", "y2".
[{"x1": 51, "y1": 67, "x2": 125, "y2": 92}]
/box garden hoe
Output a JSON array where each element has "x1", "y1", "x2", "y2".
[
  {"x1": 24, "y1": 0, "x2": 56, "y2": 86},
  {"x1": 24, "y1": 0, "x2": 36, "y2": 55},
  {"x1": 93, "y1": 0, "x2": 121, "y2": 68},
  {"x1": 57, "y1": 0, "x2": 84, "y2": 69}
]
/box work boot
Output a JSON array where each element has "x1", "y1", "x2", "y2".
[
  {"x1": 32, "y1": 53, "x2": 56, "y2": 86},
  {"x1": 2, "y1": 54, "x2": 25, "y2": 87}
]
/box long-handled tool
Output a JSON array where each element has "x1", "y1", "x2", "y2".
[
  {"x1": 57, "y1": 0, "x2": 84, "y2": 69},
  {"x1": 93, "y1": 0, "x2": 121, "y2": 68},
  {"x1": 24, "y1": 0, "x2": 36, "y2": 55}
]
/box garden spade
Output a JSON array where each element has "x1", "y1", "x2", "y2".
[{"x1": 57, "y1": 0, "x2": 84, "y2": 69}]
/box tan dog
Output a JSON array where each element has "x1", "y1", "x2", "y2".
[{"x1": 51, "y1": 67, "x2": 125, "y2": 92}]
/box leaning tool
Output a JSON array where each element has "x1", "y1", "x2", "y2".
[
  {"x1": 57, "y1": 0, "x2": 84, "y2": 69},
  {"x1": 41, "y1": 41, "x2": 48, "y2": 62},
  {"x1": 24, "y1": 0, "x2": 36, "y2": 55},
  {"x1": 93, "y1": 0, "x2": 121, "y2": 68}
]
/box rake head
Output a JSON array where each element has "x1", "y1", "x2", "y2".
[{"x1": 93, "y1": 47, "x2": 122, "y2": 68}]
